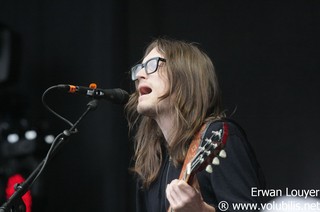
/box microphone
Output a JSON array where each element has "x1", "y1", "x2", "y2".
[{"x1": 57, "y1": 83, "x2": 129, "y2": 104}]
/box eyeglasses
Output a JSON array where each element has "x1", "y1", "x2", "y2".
[{"x1": 131, "y1": 57, "x2": 166, "y2": 81}]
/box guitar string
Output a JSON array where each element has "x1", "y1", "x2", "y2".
[{"x1": 189, "y1": 131, "x2": 221, "y2": 173}]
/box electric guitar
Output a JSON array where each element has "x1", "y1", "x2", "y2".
[{"x1": 167, "y1": 122, "x2": 229, "y2": 212}]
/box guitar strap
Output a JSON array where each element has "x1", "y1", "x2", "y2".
[{"x1": 178, "y1": 123, "x2": 208, "y2": 181}]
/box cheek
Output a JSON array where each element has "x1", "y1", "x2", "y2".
[{"x1": 158, "y1": 78, "x2": 169, "y2": 95}]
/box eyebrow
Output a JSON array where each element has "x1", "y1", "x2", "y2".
[{"x1": 142, "y1": 56, "x2": 162, "y2": 63}]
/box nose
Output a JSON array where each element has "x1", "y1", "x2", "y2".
[{"x1": 135, "y1": 67, "x2": 147, "y2": 80}]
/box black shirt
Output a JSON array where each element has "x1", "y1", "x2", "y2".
[{"x1": 136, "y1": 120, "x2": 266, "y2": 212}]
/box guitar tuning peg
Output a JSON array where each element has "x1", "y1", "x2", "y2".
[
  {"x1": 204, "y1": 150, "x2": 211, "y2": 156},
  {"x1": 205, "y1": 165, "x2": 213, "y2": 173},
  {"x1": 219, "y1": 149, "x2": 227, "y2": 158},
  {"x1": 212, "y1": 157, "x2": 220, "y2": 165}
]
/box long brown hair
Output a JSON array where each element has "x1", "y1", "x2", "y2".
[{"x1": 125, "y1": 38, "x2": 224, "y2": 188}]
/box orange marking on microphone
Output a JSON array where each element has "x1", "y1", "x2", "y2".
[
  {"x1": 69, "y1": 85, "x2": 77, "y2": 93},
  {"x1": 89, "y1": 83, "x2": 97, "y2": 89}
]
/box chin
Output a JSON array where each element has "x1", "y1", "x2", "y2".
[{"x1": 137, "y1": 104, "x2": 156, "y2": 117}]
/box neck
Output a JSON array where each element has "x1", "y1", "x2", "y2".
[{"x1": 155, "y1": 113, "x2": 174, "y2": 145}]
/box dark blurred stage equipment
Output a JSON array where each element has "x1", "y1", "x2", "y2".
[
  {"x1": 0, "y1": 25, "x2": 19, "y2": 87},
  {"x1": 0, "y1": 118, "x2": 55, "y2": 212},
  {"x1": 0, "y1": 24, "x2": 34, "y2": 212},
  {"x1": 0, "y1": 25, "x2": 11, "y2": 84},
  {"x1": 0, "y1": 83, "x2": 128, "y2": 212}
]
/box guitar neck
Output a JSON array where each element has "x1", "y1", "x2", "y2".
[{"x1": 180, "y1": 163, "x2": 196, "y2": 184}]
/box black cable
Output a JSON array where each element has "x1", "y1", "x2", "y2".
[{"x1": 41, "y1": 85, "x2": 77, "y2": 133}]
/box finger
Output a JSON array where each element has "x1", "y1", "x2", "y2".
[
  {"x1": 166, "y1": 183, "x2": 177, "y2": 206},
  {"x1": 166, "y1": 180, "x2": 182, "y2": 206},
  {"x1": 177, "y1": 180, "x2": 197, "y2": 196}
]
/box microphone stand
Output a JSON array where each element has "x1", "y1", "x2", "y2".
[{"x1": 0, "y1": 99, "x2": 99, "y2": 212}]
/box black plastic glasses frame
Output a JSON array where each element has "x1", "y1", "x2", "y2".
[{"x1": 131, "y1": 57, "x2": 166, "y2": 81}]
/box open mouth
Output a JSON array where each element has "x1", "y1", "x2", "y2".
[{"x1": 139, "y1": 86, "x2": 152, "y2": 96}]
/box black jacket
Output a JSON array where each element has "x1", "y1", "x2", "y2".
[{"x1": 135, "y1": 120, "x2": 266, "y2": 212}]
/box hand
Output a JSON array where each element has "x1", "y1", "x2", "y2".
[{"x1": 166, "y1": 179, "x2": 215, "y2": 212}]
